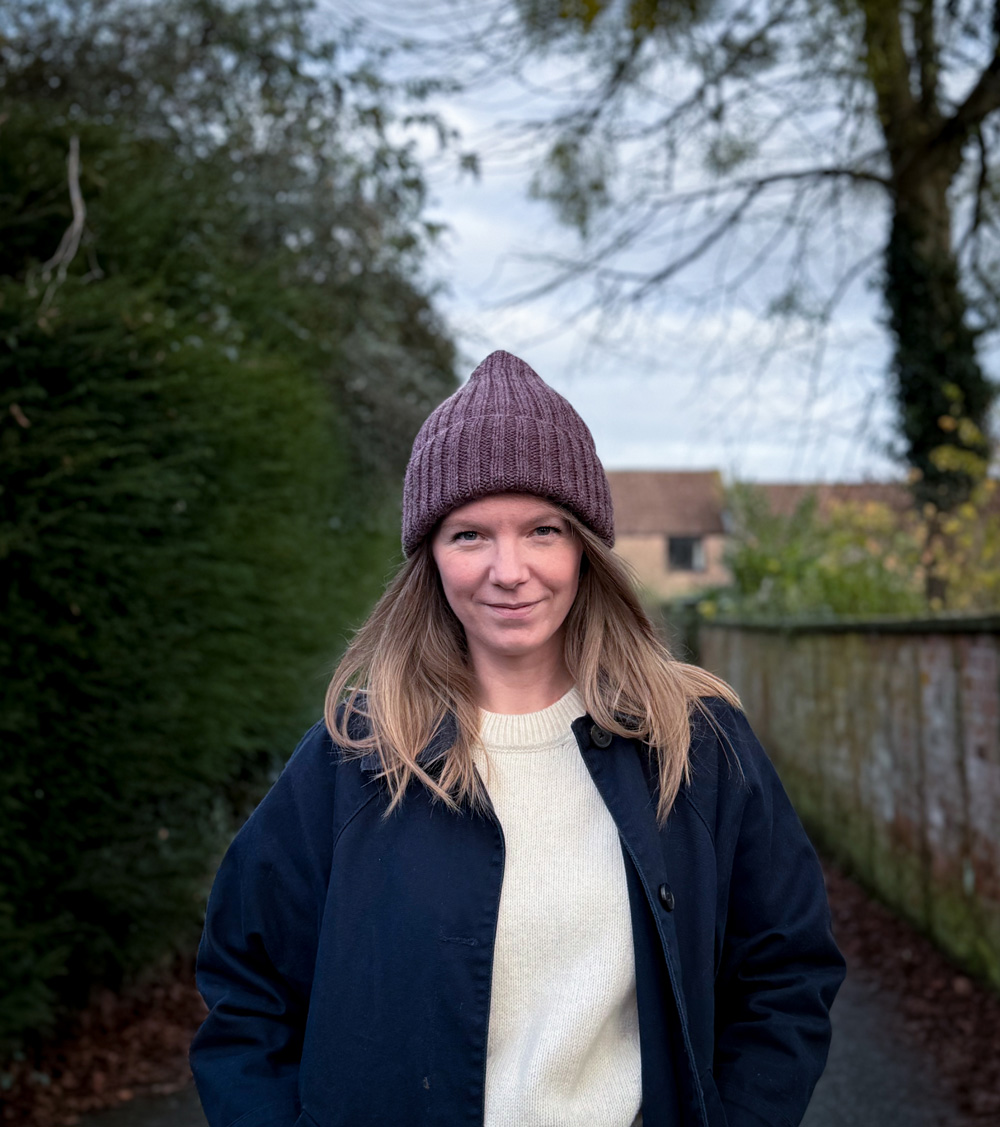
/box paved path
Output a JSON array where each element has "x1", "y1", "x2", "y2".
[
  {"x1": 79, "y1": 1087, "x2": 204, "y2": 1127},
  {"x1": 802, "y1": 972, "x2": 962, "y2": 1126},
  {"x1": 81, "y1": 968, "x2": 965, "y2": 1127}
]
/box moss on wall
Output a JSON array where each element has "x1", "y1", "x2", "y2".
[{"x1": 700, "y1": 621, "x2": 1000, "y2": 989}]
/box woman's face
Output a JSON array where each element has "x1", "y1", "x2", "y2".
[{"x1": 432, "y1": 493, "x2": 583, "y2": 675}]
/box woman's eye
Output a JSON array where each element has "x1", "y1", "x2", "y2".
[
  {"x1": 453, "y1": 530, "x2": 478, "y2": 542},
  {"x1": 534, "y1": 525, "x2": 560, "y2": 537}
]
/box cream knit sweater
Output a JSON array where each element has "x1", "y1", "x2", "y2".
[{"x1": 474, "y1": 687, "x2": 643, "y2": 1127}]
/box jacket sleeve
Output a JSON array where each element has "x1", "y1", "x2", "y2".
[
  {"x1": 706, "y1": 703, "x2": 846, "y2": 1127},
  {"x1": 189, "y1": 722, "x2": 337, "y2": 1127}
]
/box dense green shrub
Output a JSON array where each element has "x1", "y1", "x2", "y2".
[
  {"x1": 1, "y1": 275, "x2": 386, "y2": 1045},
  {"x1": 0, "y1": 1, "x2": 457, "y2": 1050}
]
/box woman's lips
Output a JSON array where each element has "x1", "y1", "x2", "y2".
[{"x1": 484, "y1": 600, "x2": 538, "y2": 619}]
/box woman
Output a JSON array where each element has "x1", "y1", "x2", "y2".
[{"x1": 190, "y1": 350, "x2": 845, "y2": 1127}]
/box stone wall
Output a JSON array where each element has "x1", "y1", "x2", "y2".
[{"x1": 699, "y1": 619, "x2": 1000, "y2": 987}]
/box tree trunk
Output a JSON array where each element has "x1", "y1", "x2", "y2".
[
  {"x1": 883, "y1": 161, "x2": 991, "y2": 516},
  {"x1": 881, "y1": 158, "x2": 992, "y2": 605},
  {"x1": 859, "y1": 0, "x2": 995, "y2": 599},
  {"x1": 859, "y1": 0, "x2": 996, "y2": 604}
]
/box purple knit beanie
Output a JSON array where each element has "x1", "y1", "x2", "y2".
[{"x1": 402, "y1": 350, "x2": 614, "y2": 555}]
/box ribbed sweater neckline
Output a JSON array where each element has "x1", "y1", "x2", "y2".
[{"x1": 477, "y1": 686, "x2": 585, "y2": 752}]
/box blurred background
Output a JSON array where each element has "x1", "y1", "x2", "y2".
[{"x1": 1, "y1": 1, "x2": 999, "y2": 1124}]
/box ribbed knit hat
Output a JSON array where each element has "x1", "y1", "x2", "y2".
[{"x1": 402, "y1": 350, "x2": 614, "y2": 555}]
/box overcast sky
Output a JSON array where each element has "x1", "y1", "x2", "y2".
[
  {"x1": 421, "y1": 168, "x2": 898, "y2": 483},
  {"x1": 420, "y1": 138, "x2": 903, "y2": 484}
]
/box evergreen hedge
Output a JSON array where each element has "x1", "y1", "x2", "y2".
[
  {"x1": 0, "y1": 275, "x2": 397, "y2": 1047},
  {"x1": 0, "y1": 19, "x2": 456, "y2": 1046}
]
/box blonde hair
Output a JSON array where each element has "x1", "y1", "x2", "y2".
[{"x1": 325, "y1": 506, "x2": 740, "y2": 824}]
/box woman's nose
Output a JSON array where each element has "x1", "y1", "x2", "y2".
[{"x1": 488, "y1": 539, "x2": 529, "y2": 587}]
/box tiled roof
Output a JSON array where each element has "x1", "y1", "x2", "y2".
[
  {"x1": 755, "y1": 481, "x2": 911, "y2": 517},
  {"x1": 607, "y1": 472, "x2": 915, "y2": 535},
  {"x1": 608, "y1": 471, "x2": 725, "y2": 535}
]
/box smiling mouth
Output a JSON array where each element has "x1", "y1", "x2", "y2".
[{"x1": 485, "y1": 600, "x2": 539, "y2": 617}]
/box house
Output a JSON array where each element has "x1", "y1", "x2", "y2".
[
  {"x1": 607, "y1": 471, "x2": 910, "y2": 601},
  {"x1": 607, "y1": 471, "x2": 729, "y2": 600}
]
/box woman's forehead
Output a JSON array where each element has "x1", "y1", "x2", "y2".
[{"x1": 440, "y1": 493, "x2": 566, "y2": 524}]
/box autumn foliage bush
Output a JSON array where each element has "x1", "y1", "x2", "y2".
[{"x1": 701, "y1": 481, "x2": 1000, "y2": 621}]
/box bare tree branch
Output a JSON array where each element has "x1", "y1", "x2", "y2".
[
  {"x1": 859, "y1": 0, "x2": 918, "y2": 159},
  {"x1": 38, "y1": 135, "x2": 85, "y2": 311},
  {"x1": 495, "y1": 156, "x2": 888, "y2": 308},
  {"x1": 958, "y1": 125, "x2": 990, "y2": 253},
  {"x1": 935, "y1": 45, "x2": 1000, "y2": 151},
  {"x1": 633, "y1": 183, "x2": 764, "y2": 299},
  {"x1": 914, "y1": 0, "x2": 942, "y2": 123}
]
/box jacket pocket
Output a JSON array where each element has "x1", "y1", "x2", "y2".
[{"x1": 699, "y1": 1068, "x2": 729, "y2": 1127}]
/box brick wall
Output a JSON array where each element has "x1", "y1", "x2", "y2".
[{"x1": 699, "y1": 619, "x2": 1000, "y2": 987}]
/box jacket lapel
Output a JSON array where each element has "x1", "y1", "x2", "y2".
[{"x1": 573, "y1": 717, "x2": 710, "y2": 1127}]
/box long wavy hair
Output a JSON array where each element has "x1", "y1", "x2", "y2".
[{"x1": 325, "y1": 505, "x2": 740, "y2": 824}]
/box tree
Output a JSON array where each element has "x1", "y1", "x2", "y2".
[{"x1": 399, "y1": 1, "x2": 999, "y2": 527}]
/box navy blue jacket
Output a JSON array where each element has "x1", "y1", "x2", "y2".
[{"x1": 191, "y1": 700, "x2": 845, "y2": 1127}]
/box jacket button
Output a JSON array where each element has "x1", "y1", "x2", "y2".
[
  {"x1": 658, "y1": 884, "x2": 675, "y2": 911},
  {"x1": 590, "y1": 725, "x2": 612, "y2": 748}
]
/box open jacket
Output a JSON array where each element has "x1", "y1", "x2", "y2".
[{"x1": 190, "y1": 699, "x2": 845, "y2": 1127}]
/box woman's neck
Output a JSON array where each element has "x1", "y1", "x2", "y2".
[{"x1": 472, "y1": 656, "x2": 575, "y2": 715}]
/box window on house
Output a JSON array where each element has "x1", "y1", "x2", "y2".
[{"x1": 667, "y1": 536, "x2": 705, "y2": 572}]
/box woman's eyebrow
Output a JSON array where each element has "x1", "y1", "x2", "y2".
[
  {"x1": 439, "y1": 517, "x2": 485, "y2": 535},
  {"x1": 438, "y1": 509, "x2": 566, "y2": 534}
]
